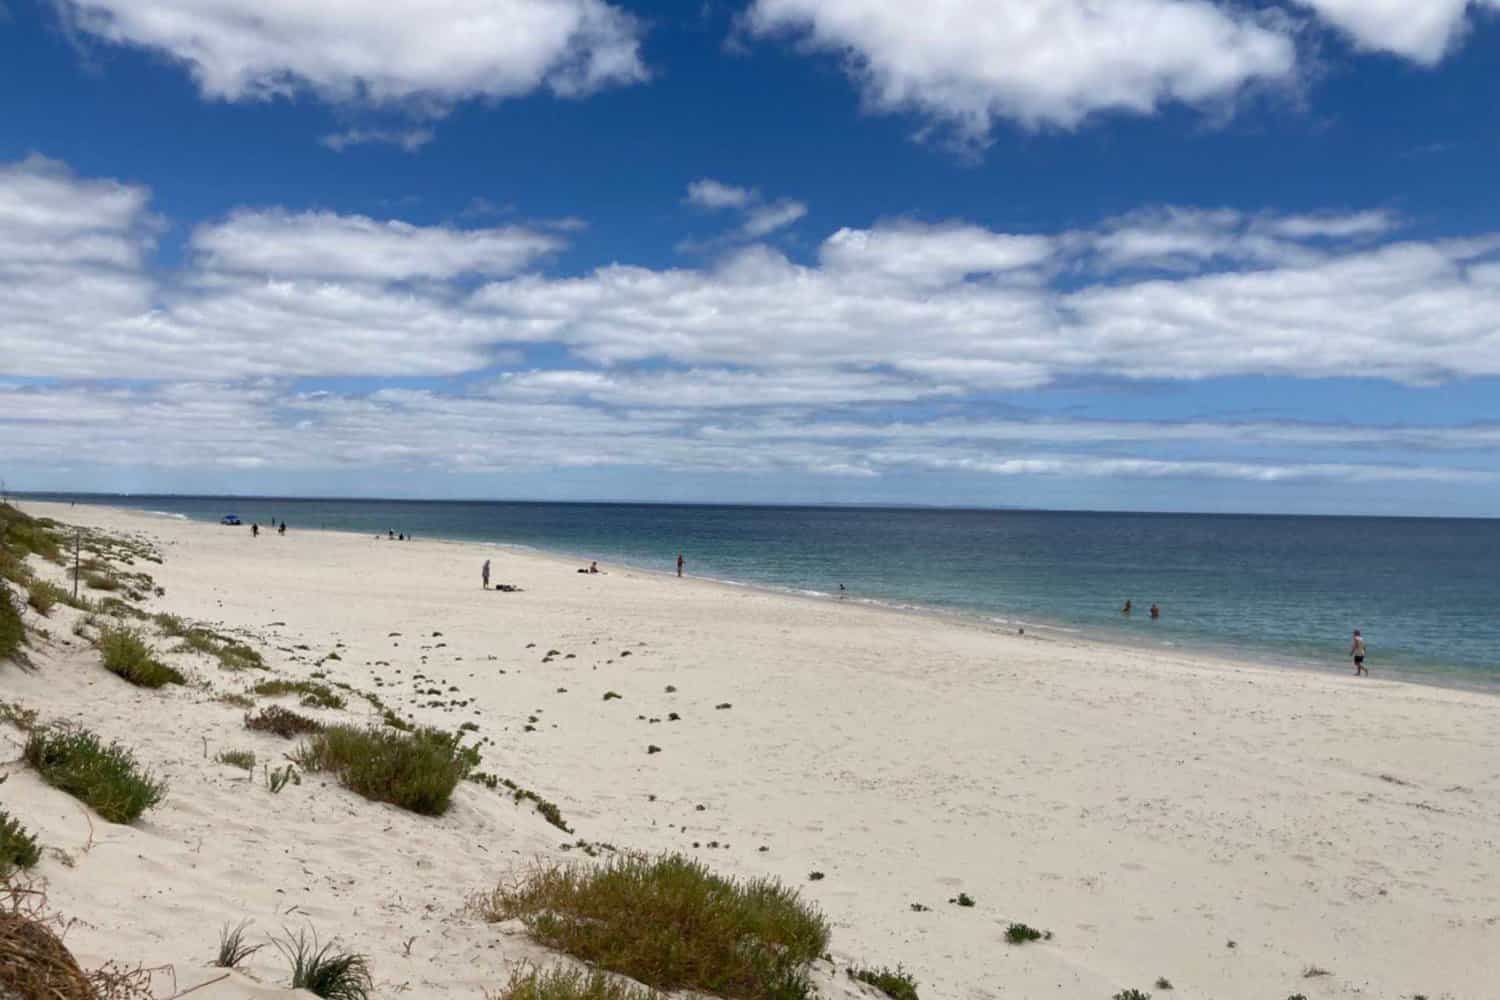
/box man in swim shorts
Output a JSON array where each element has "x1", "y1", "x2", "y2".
[{"x1": 1350, "y1": 629, "x2": 1367, "y2": 676}]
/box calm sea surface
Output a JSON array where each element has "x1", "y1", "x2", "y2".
[{"x1": 27, "y1": 495, "x2": 1500, "y2": 690}]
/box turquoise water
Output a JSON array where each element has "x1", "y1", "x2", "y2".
[{"x1": 30, "y1": 494, "x2": 1500, "y2": 689}]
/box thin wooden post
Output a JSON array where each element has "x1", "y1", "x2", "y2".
[{"x1": 73, "y1": 529, "x2": 81, "y2": 601}]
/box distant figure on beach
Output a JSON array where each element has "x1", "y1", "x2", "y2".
[
  {"x1": 251, "y1": 523, "x2": 259, "y2": 537},
  {"x1": 278, "y1": 521, "x2": 286, "y2": 536},
  {"x1": 482, "y1": 559, "x2": 491, "y2": 589},
  {"x1": 388, "y1": 529, "x2": 395, "y2": 540},
  {"x1": 589, "y1": 561, "x2": 599, "y2": 574},
  {"x1": 1121, "y1": 600, "x2": 1132, "y2": 615},
  {"x1": 676, "y1": 553, "x2": 685, "y2": 578},
  {"x1": 398, "y1": 532, "x2": 405, "y2": 541},
  {"x1": 1149, "y1": 603, "x2": 1160, "y2": 620},
  {"x1": 1351, "y1": 630, "x2": 1368, "y2": 676},
  {"x1": 838, "y1": 583, "x2": 846, "y2": 599}
]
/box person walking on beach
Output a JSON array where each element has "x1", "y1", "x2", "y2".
[
  {"x1": 482, "y1": 559, "x2": 491, "y2": 589},
  {"x1": 676, "y1": 553, "x2": 685, "y2": 578},
  {"x1": 1121, "y1": 599, "x2": 1132, "y2": 615},
  {"x1": 1351, "y1": 629, "x2": 1368, "y2": 676},
  {"x1": 1149, "y1": 603, "x2": 1160, "y2": 620},
  {"x1": 278, "y1": 521, "x2": 286, "y2": 535},
  {"x1": 251, "y1": 523, "x2": 259, "y2": 538}
]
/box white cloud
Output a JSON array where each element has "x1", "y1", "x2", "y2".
[
  {"x1": 685, "y1": 179, "x2": 755, "y2": 210},
  {"x1": 319, "y1": 127, "x2": 435, "y2": 153},
  {"x1": 740, "y1": 200, "x2": 808, "y2": 238},
  {"x1": 191, "y1": 210, "x2": 563, "y2": 281},
  {"x1": 743, "y1": 0, "x2": 1296, "y2": 139},
  {"x1": 55, "y1": 0, "x2": 647, "y2": 105},
  {"x1": 1290, "y1": 0, "x2": 1500, "y2": 65}
]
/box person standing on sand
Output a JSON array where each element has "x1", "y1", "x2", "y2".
[
  {"x1": 251, "y1": 523, "x2": 258, "y2": 538},
  {"x1": 676, "y1": 553, "x2": 685, "y2": 578},
  {"x1": 1351, "y1": 630, "x2": 1368, "y2": 676},
  {"x1": 1121, "y1": 600, "x2": 1132, "y2": 615},
  {"x1": 482, "y1": 559, "x2": 491, "y2": 589},
  {"x1": 1150, "y1": 603, "x2": 1160, "y2": 620}
]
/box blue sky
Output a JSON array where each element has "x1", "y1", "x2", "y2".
[{"x1": 1, "y1": 0, "x2": 1498, "y2": 515}]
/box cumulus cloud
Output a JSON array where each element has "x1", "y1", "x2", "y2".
[
  {"x1": 683, "y1": 178, "x2": 807, "y2": 243},
  {"x1": 1291, "y1": 0, "x2": 1500, "y2": 65},
  {"x1": 53, "y1": 0, "x2": 647, "y2": 105},
  {"x1": 743, "y1": 0, "x2": 1296, "y2": 139},
  {"x1": 685, "y1": 179, "x2": 755, "y2": 210}
]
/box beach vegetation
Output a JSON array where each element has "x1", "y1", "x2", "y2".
[
  {"x1": 215, "y1": 920, "x2": 266, "y2": 968},
  {"x1": 266, "y1": 764, "x2": 300, "y2": 794},
  {"x1": 274, "y1": 928, "x2": 372, "y2": 1000},
  {"x1": 216, "y1": 692, "x2": 256, "y2": 709},
  {"x1": 848, "y1": 965, "x2": 919, "y2": 1000},
  {"x1": 1154, "y1": 978, "x2": 1173, "y2": 990},
  {"x1": 253, "y1": 679, "x2": 345, "y2": 710},
  {"x1": 83, "y1": 571, "x2": 120, "y2": 592},
  {"x1": 953, "y1": 893, "x2": 974, "y2": 907},
  {"x1": 0, "y1": 808, "x2": 42, "y2": 874},
  {"x1": 494, "y1": 964, "x2": 661, "y2": 1000},
  {"x1": 246, "y1": 705, "x2": 325, "y2": 738},
  {"x1": 97, "y1": 625, "x2": 185, "y2": 688},
  {"x1": 1113, "y1": 991, "x2": 1151, "y2": 1000},
  {"x1": 0, "y1": 700, "x2": 37, "y2": 732},
  {"x1": 0, "y1": 502, "x2": 63, "y2": 564},
  {"x1": 1303, "y1": 966, "x2": 1331, "y2": 978},
  {"x1": 294, "y1": 725, "x2": 478, "y2": 816},
  {"x1": 161, "y1": 617, "x2": 266, "y2": 671},
  {"x1": 23, "y1": 725, "x2": 167, "y2": 823},
  {"x1": 216, "y1": 749, "x2": 256, "y2": 771},
  {"x1": 603, "y1": 691, "x2": 622, "y2": 701},
  {"x1": 0, "y1": 585, "x2": 23, "y2": 662},
  {"x1": 1004, "y1": 923, "x2": 1049, "y2": 944},
  {"x1": 474, "y1": 852, "x2": 830, "y2": 1000},
  {"x1": 25, "y1": 580, "x2": 67, "y2": 617}
]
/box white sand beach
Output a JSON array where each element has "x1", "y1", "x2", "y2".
[{"x1": 3, "y1": 500, "x2": 1498, "y2": 999}]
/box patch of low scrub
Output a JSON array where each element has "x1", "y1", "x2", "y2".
[
  {"x1": 254, "y1": 679, "x2": 345, "y2": 710},
  {"x1": 216, "y1": 749, "x2": 256, "y2": 771},
  {"x1": 83, "y1": 572, "x2": 119, "y2": 592},
  {"x1": 848, "y1": 965, "x2": 918, "y2": 1000},
  {"x1": 97, "y1": 626, "x2": 185, "y2": 688},
  {"x1": 295, "y1": 725, "x2": 478, "y2": 816},
  {"x1": 23, "y1": 725, "x2": 167, "y2": 824},
  {"x1": 164, "y1": 618, "x2": 265, "y2": 671},
  {"x1": 475, "y1": 853, "x2": 830, "y2": 1000},
  {"x1": 25, "y1": 580, "x2": 67, "y2": 617},
  {"x1": 0, "y1": 585, "x2": 23, "y2": 663},
  {"x1": 1004, "y1": 922, "x2": 1050, "y2": 944},
  {"x1": 495, "y1": 965, "x2": 661, "y2": 1000},
  {"x1": 275, "y1": 928, "x2": 372, "y2": 1000},
  {"x1": 0, "y1": 808, "x2": 42, "y2": 874},
  {"x1": 245, "y1": 705, "x2": 324, "y2": 738}
]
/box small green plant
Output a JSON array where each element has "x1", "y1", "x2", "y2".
[
  {"x1": 603, "y1": 691, "x2": 622, "y2": 701},
  {"x1": 26, "y1": 580, "x2": 68, "y2": 616},
  {"x1": 474, "y1": 853, "x2": 829, "y2": 1000},
  {"x1": 294, "y1": 725, "x2": 478, "y2": 816},
  {"x1": 0, "y1": 807, "x2": 42, "y2": 874},
  {"x1": 254, "y1": 679, "x2": 346, "y2": 710},
  {"x1": 173, "y1": 623, "x2": 266, "y2": 671},
  {"x1": 266, "y1": 764, "x2": 301, "y2": 794},
  {"x1": 83, "y1": 571, "x2": 120, "y2": 592},
  {"x1": 97, "y1": 625, "x2": 185, "y2": 688},
  {"x1": 24, "y1": 724, "x2": 167, "y2": 823},
  {"x1": 0, "y1": 584, "x2": 23, "y2": 662},
  {"x1": 953, "y1": 893, "x2": 975, "y2": 907},
  {"x1": 216, "y1": 919, "x2": 266, "y2": 968},
  {"x1": 493, "y1": 964, "x2": 660, "y2": 1000},
  {"x1": 848, "y1": 965, "x2": 919, "y2": 1000},
  {"x1": 1005, "y1": 923, "x2": 1047, "y2": 944},
  {"x1": 0, "y1": 699, "x2": 37, "y2": 731},
  {"x1": 216, "y1": 749, "x2": 256, "y2": 771},
  {"x1": 274, "y1": 928, "x2": 372, "y2": 999},
  {"x1": 1154, "y1": 978, "x2": 1173, "y2": 990},
  {"x1": 1303, "y1": 966, "x2": 1331, "y2": 978},
  {"x1": 245, "y1": 705, "x2": 325, "y2": 738},
  {"x1": 1113, "y1": 991, "x2": 1151, "y2": 1000}
]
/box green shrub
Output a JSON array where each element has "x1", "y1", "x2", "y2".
[
  {"x1": 83, "y1": 571, "x2": 120, "y2": 592},
  {"x1": 169, "y1": 620, "x2": 265, "y2": 671},
  {"x1": 849, "y1": 965, "x2": 919, "y2": 1000},
  {"x1": 26, "y1": 580, "x2": 67, "y2": 616},
  {"x1": 24, "y1": 725, "x2": 167, "y2": 823},
  {"x1": 495, "y1": 965, "x2": 661, "y2": 1000},
  {"x1": 0, "y1": 584, "x2": 23, "y2": 662},
  {"x1": 295, "y1": 725, "x2": 478, "y2": 816},
  {"x1": 97, "y1": 625, "x2": 185, "y2": 688},
  {"x1": 1005, "y1": 923, "x2": 1049, "y2": 944},
  {"x1": 254, "y1": 679, "x2": 345, "y2": 710},
  {"x1": 245, "y1": 705, "x2": 324, "y2": 738},
  {"x1": 476, "y1": 853, "x2": 830, "y2": 1000},
  {"x1": 0, "y1": 807, "x2": 42, "y2": 873},
  {"x1": 216, "y1": 920, "x2": 266, "y2": 968},
  {"x1": 216, "y1": 749, "x2": 256, "y2": 771},
  {"x1": 1113, "y1": 991, "x2": 1151, "y2": 1000},
  {"x1": 275, "y1": 928, "x2": 372, "y2": 999}
]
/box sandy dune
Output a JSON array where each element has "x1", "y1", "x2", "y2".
[{"x1": 2, "y1": 500, "x2": 1497, "y2": 999}]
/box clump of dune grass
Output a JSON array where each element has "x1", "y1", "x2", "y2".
[
  {"x1": 25, "y1": 580, "x2": 67, "y2": 617},
  {"x1": 294, "y1": 725, "x2": 478, "y2": 816},
  {"x1": 254, "y1": 679, "x2": 345, "y2": 710},
  {"x1": 159, "y1": 616, "x2": 265, "y2": 671},
  {"x1": 1154, "y1": 978, "x2": 1174, "y2": 990},
  {"x1": 0, "y1": 700, "x2": 36, "y2": 732},
  {"x1": 1004, "y1": 923, "x2": 1049, "y2": 944},
  {"x1": 848, "y1": 965, "x2": 918, "y2": 1000},
  {"x1": 1113, "y1": 991, "x2": 1152, "y2": 1000},
  {"x1": 245, "y1": 705, "x2": 324, "y2": 738},
  {"x1": 274, "y1": 928, "x2": 371, "y2": 999},
  {"x1": 82, "y1": 571, "x2": 119, "y2": 592},
  {"x1": 216, "y1": 692, "x2": 256, "y2": 709},
  {"x1": 0, "y1": 808, "x2": 41, "y2": 875},
  {"x1": 216, "y1": 749, "x2": 256, "y2": 771},
  {"x1": 215, "y1": 920, "x2": 265, "y2": 968},
  {"x1": 0, "y1": 586, "x2": 23, "y2": 663},
  {"x1": 495, "y1": 964, "x2": 661, "y2": 1000},
  {"x1": 474, "y1": 853, "x2": 830, "y2": 1000},
  {"x1": 23, "y1": 725, "x2": 167, "y2": 824},
  {"x1": 97, "y1": 626, "x2": 185, "y2": 688}
]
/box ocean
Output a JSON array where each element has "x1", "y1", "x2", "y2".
[{"x1": 25, "y1": 494, "x2": 1500, "y2": 690}]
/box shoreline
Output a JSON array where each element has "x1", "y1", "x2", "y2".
[{"x1": 113, "y1": 499, "x2": 1500, "y2": 700}]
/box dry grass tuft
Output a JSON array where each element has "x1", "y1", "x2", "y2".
[
  {"x1": 245, "y1": 705, "x2": 325, "y2": 738},
  {"x1": 491, "y1": 964, "x2": 661, "y2": 1000},
  {"x1": 0, "y1": 878, "x2": 93, "y2": 1000},
  {"x1": 473, "y1": 853, "x2": 829, "y2": 1000},
  {"x1": 294, "y1": 725, "x2": 478, "y2": 816}
]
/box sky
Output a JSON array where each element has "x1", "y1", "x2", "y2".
[{"x1": 1, "y1": 0, "x2": 1499, "y2": 516}]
